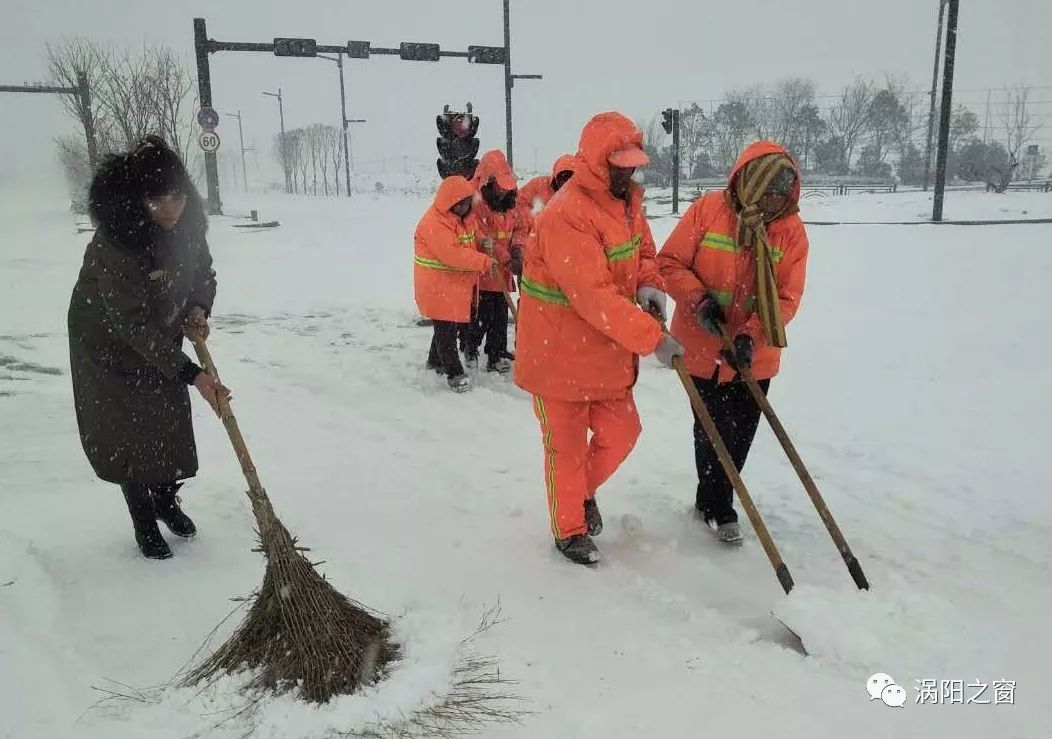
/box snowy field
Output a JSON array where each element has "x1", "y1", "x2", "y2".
[{"x1": 1, "y1": 184, "x2": 1051, "y2": 739}]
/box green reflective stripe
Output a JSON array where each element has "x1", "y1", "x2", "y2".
[
  {"x1": 700, "y1": 232, "x2": 737, "y2": 253},
  {"x1": 520, "y1": 276, "x2": 570, "y2": 306},
  {"x1": 458, "y1": 232, "x2": 476, "y2": 244},
  {"x1": 414, "y1": 255, "x2": 473, "y2": 272},
  {"x1": 607, "y1": 234, "x2": 642, "y2": 263},
  {"x1": 701, "y1": 232, "x2": 784, "y2": 263},
  {"x1": 710, "y1": 290, "x2": 733, "y2": 307}
]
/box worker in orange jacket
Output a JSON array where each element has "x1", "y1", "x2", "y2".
[
  {"x1": 518, "y1": 153, "x2": 576, "y2": 221},
  {"x1": 414, "y1": 175, "x2": 507, "y2": 393},
  {"x1": 464, "y1": 150, "x2": 528, "y2": 374},
  {"x1": 658, "y1": 141, "x2": 809, "y2": 543},
  {"x1": 514, "y1": 112, "x2": 684, "y2": 565}
]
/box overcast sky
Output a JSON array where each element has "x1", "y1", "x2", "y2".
[{"x1": 2, "y1": 0, "x2": 1050, "y2": 188}]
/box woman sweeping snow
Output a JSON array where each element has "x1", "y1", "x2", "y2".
[{"x1": 68, "y1": 135, "x2": 229, "y2": 560}]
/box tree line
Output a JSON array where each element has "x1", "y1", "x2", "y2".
[
  {"x1": 641, "y1": 77, "x2": 1046, "y2": 192},
  {"x1": 272, "y1": 125, "x2": 346, "y2": 196}
]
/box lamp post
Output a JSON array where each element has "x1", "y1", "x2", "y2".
[{"x1": 263, "y1": 88, "x2": 291, "y2": 193}]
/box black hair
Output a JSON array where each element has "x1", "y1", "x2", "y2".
[{"x1": 88, "y1": 135, "x2": 206, "y2": 249}]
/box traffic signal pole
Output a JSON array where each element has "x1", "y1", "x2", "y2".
[
  {"x1": 192, "y1": 13, "x2": 541, "y2": 208},
  {"x1": 194, "y1": 18, "x2": 223, "y2": 214}
]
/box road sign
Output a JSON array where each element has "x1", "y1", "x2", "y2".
[
  {"x1": 197, "y1": 107, "x2": 219, "y2": 130},
  {"x1": 198, "y1": 131, "x2": 221, "y2": 153}
]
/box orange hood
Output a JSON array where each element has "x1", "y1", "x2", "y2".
[
  {"x1": 473, "y1": 149, "x2": 517, "y2": 191},
  {"x1": 573, "y1": 112, "x2": 645, "y2": 193},
  {"x1": 432, "y1": 175, "x2": 476, "y2": 213},
  {"x1": 550, "y1": 153, "x2": 576, "y2": 182},
  {"x1": 727, "y1": 141, "x2": 802, "y2": 203}
]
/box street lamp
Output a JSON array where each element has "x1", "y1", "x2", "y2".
[
  {"x1": 224, "y1": 110, "x2": 251, "y2": 192},
  {"x1": 315, "y1": 53, "x2": 352, "y2": 197},
  {"x1": 263, "y1": 88, "x2": 291, "y2": 193}
]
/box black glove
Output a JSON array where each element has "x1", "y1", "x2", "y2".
[
  {"x1": 509, "y1": 245, "x2": 524, "y2": 277},
  {"x1": 695, "y1": 294, "x2": 726, "y2": 336},
  {"x1": 721, "y1": 333, "x2": 754, "y2": 372}
]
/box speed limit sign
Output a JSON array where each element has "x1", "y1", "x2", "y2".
[{"x1": 198, "y1": 131, "x2": 221, "y2": 153}]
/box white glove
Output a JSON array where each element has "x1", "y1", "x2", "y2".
[
  {"x1": 637, "y1": 286, "x2": 668, "y2": 321},
  {"x1": 654, "y1": 334, "x2": 684, "y2": 368}
]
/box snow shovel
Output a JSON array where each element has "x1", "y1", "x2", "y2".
[
  {"x1": 654, "y1": 318, "x2": 795, "y2": 596},
  {"x1": 717, "y1": 324, "x2": 869, "y2": 591}
]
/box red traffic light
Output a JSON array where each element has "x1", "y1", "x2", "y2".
[{"x1": 436, "y1": 112, "x2": 479, "y2": 140}]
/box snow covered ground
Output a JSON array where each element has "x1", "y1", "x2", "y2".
[{"x1": 2, "y1": 184, "x2": 1050, "y2": 738}]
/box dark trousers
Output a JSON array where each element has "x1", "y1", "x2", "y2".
[
  {"x1": 691, "y1": 375, "x2": 770, "y2": 525},
  {"x1": 465, "y1": 291, "x2": 508, "y2": 361},
  {"x1": 428, "y1": 321, "x2": 465, "y2": 377}
]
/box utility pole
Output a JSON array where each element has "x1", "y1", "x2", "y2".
[
  {"x1": 923, "y1": 0, "x2": 948, "y2": 191},
  {"x1": 983, "y1": 89, "x2": 992, "y2": 143},
  {"x1": 503, "y1": 0, "x2": 542, "y2": 169},
  {"x1": 224, "y1": 111, "x2": 248, "y2": 191},
  {"x1": 932, "y1": 0, "x2": 960, "y2": 222},
  {"x1": 193, "y1": 18, "x2": 222, "y2": 214},
  {"x1": 672, "y1": 108, "x2": 681, "y2": 214},
  {"x1": 263, "y1": 88, "x2": 291, "y2": 193}
]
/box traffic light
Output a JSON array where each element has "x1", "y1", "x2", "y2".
[
  {"x1": 346, "y1": 40, "x2": 371, "y2": 59},
  {"x1": 467, "y1": 45, "x2": 506, "y2": 65},
  {"x1": 273, "y1": 38, "x2": 317, "y2": 57},
  {"x1": 436, "y1": 104, "x2": 480, "y2": 179},
  {"x1": 661, "y1": 108, "x2": 674, "y2": 135},
  {"x1": 400, "y1": 42, "x2": 441, "y2": 62}
]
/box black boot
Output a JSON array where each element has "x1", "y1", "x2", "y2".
[
  {"x1": 152, "y1": 483, "x2": 197, "y2": 538},
  {"x1": 120, "y1": 483, "x2": 172, "y2": 560},
  {"x1": 555, "y1": 534, "x2": 599, "y2": 565},
  {"x1": 584, "y1": 497, "x2": 603, "y2": 536}
]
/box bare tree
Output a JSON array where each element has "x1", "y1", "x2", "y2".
[
  {"x1": 145, "y1": 46, "x2": 195, "y2": 163},
  {"x1": 1001, "y1": 86, "x2": 1043, "y2": 179},
  {"x1": 327, "y1": 125, "x2": 343, "y2": 195},
  {"x1": 95, "y1": 44, "x2": 158, "y2": 147},
  {"x1": 712, "y1": 95, "x2": 755, "y2": 172},
  {"x1": 826, "y1": 77, "x2": 875, "y2": 169},
  {"x1": 770, "y1": 78, "x2": 817, "y2": 154}
]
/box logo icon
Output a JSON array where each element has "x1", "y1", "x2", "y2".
[{"x1": 867, "y1": 673, "x2": 906, "y2": 708}]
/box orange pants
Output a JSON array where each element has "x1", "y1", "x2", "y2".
[{"x1": 532, "y1": 394, "x2": 642, "y2": 540}]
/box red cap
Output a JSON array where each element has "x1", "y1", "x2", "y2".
[{"x1": 608, "y1": 146, "x2": 650, "y2": 168}]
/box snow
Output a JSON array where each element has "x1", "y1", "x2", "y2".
[{"x1": 2, "y1": 183, "x2": 1051, "y2": 738}]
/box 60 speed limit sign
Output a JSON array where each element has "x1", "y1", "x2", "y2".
[{"x1": 198, "y1": 131, "x2": 221, "y2": 153}]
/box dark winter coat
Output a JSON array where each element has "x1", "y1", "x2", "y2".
[{"x1": 68, "y1": 193, "x2": 216, "y2": 485}]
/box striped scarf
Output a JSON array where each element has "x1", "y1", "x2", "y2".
[{"x1": 733, "y1": 154, "x2": 796, "y2": 348}]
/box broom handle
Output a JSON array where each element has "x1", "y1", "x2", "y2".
[
  {"x1": 718, "y1": 325, "x2": 869, "y2": 591},
  {"x1": 659, "y1": 320, "x2": 794, "y2": 595},
  {"x1": 190, "y1": 335, "x2": 275, "y2": 529}
]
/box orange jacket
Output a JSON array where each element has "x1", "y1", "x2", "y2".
[
  {"x1": 471, "y1": 150, "x2": 527, "y2": 293},
  {"x1": 519, "y1": 154, "x2": 576, "y2": 219},
  {"x1": 514, "y1": 112, "x2": 665, "y2": 402},
  {"x1": 657, "y1": 141, "x2": 809, "y2": 382},
  {"x1": 414, "y1": 176, "x2": 493, "y2": 323}
]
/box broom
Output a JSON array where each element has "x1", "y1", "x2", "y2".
[{"x1": 182, "y1": 334, "x2": 398, "y2": 703}]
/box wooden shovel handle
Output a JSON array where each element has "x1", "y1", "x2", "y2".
[{"x1": 717, "y1": 325, "x2": 869, "y2": 590}]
